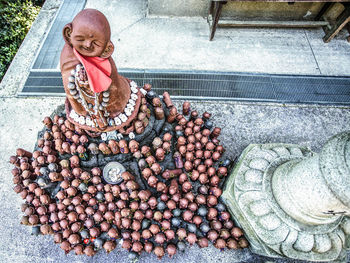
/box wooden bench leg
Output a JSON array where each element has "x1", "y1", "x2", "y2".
[
  {"x1": 209, "y1": 2, "x2": 224, "y2": 41},
  {"x1": 323, "y1": 4, "x2": 350, "y2": 42},
  {"x1": 315, "y1": 2, "x2": 332, "y2": 21}
]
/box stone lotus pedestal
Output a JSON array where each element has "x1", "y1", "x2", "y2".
[{"x1": 222, "y1": 132, "x2": 350, "y2": 262}]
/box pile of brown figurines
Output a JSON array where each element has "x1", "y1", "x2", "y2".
[{"x1": 10, "y1": 85, "x2": 248, "y2": 259}]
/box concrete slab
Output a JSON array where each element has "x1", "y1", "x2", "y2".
[
  {"x1": 305, "y1": 28, "x2": 350, "y2": 76},
  {"x1": 112, "y1": 17, "x2": 321, "y2": 75},
  {"x1": 85, "y1": 0, "x2": 147, "y2": 35},
  {"x1": 1, "y1": 97, "x2": 350, "y2": 263}
]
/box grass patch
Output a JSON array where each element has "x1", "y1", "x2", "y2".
[{"x1": 0, "y1": 0, "x2": 44, "y2": 81}]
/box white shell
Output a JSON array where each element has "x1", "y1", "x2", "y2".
[
  {"x1": 128, "y1": 99, "x2": 136, "y2": 106},
  {"x1": 114, "y1": 117, "x2": 122, "y2": 126},
  {"x1": 68, "y1": 82, "x2": 75, "y2": 90},
  {"x1": 76, "y1": 64, "x2": 82, "y2": 71},
  {"x1": 131, "y1": 93, "x2": 138, "y2": 101},
  {"x1": 126, "y1": 103, "x2": 134, "y2": 111},
  {"x1": 69, "y1": 89, "x2": 77, "y2": 95},
  {"x1": 78, "y1": 116, "x2": 86, "y2": 125},
  {"x1": 125, "y1": 108, "x2": 132, "y2": 117},
  {"x1": 130, "y1": 81, "x2": 137, "y2": 88},
  {"x1": 131, "y1": 86, "x2": 138, "y2": 94},
  {"x1": 140, "y1": 88, "x2": 147, "y2": 96},
  {"x1": 106, "y1": 131, "x2": 117, "y2": 140},
  {"x1": 119, "y1": 114, "x2": 127, "y2": 122},
  {"x1": 70, "y1": 110, "x2": 78, "y2": 119},
  {"x1": 117, "y1": 133, "x2": 124, "y2": 140},
  {"x1": 108, "y1": 119, "x2": 115, "y2": 126},
  {"x1": 68, "y1": 76, "x2": 75, "y2": 82},
  {"x1": 101, "y1": 133, "x2": 107, "y2": 141},
  {"x1": 70, "y1": 69, "x2": 76, "y2": 75},
  {"x1": 86, "y1": 117, "x2": 93, "y2": 126},
  {"x1": 129, "y1": 132, "x2": 135, "y2": 140}
]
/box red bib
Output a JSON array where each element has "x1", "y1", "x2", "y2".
[{"x1": 73, "y1": 48, "x2": 112, "y2": 93}]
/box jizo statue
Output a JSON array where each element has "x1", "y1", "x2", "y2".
[{"x1": 60, "y1": 9, "x2": 141, "y2": 134}]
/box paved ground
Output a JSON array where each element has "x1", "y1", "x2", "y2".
[{"x1": 0, "y1": 0, "x2": 349, "y2": 262}]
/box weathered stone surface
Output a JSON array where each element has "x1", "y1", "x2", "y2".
[{"x1": 222, "y1": 132, "x2": 350, "y2": 262}]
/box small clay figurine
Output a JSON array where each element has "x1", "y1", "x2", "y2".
[
  {"x1": 151, "y1": 163, "x2": 162, "y2": 175},
  {"x1": 79, "y1": 135, "x2": 89, "y2": 145},
  {"x1": 152, "y1": 97, "x2": 162, "y2": 107},
  {"x1": 108, "y1": 140, "x2": 120, "y2": 154},
  {"x1": 141, "y1": 146, "x2": 151, "y2": 157},
  {"x1": 162, "y1": 92, "x2": 173, "y2": 108},
  {"x1": 173, "y1": 152, "x2": 183, "y2": 169},
  {"x1": 167, "y1": 107, "x2": 177, "y2": 123},
  {"x1": 162, "y1": 141, "x2": 171, "y2": 153},
  {"x1": 152, "y1": 137, "x2": 163, "y2": 150},
  {"x1": 77, "y1": 145, "x2": 88, "y2": 160},
  {"x1": 43, "y1": 117, "x2": 53, "y2": 129},
  {"x1": 210, "y1": 127, "x2": 221, "y2": 139},
  {"x1": 99, "y1": 142, "x2": 111, "y2": 155},
  {"x1": 154, "y1": 107, "x2": 165, "y2": 120},
  {"x1": 88, "y1": 143, "x2": 99, "y2": 155},
  {"x1": 134, "y1": 120, "x2": 144, "y2": 134},
  {"x1": 70, "y1": 155, "x2": 80, "y2": 168},
  {"x1": 146, "y1": 155, "x2": 156, "y2": 166},
  {"x1": 182, "y1": 102, "x2": 191, "y2": 116},
  {"x1": 129, "y1": 140, "x2": 139, "y2": 153},
  {"x1": 190, "y1": 111, "x2": 198, "y2": 120},
  {"x1": 155, "y1": 148, "x2": 165, "y2": 161},
  {"x1": 118, "y1": 140, "x2": 129, "y2": 154},
  {"x1": 62, "y1": 142, "x2": 71, "y2": 154}
]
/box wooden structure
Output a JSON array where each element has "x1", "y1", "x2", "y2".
[{"x1": 208, "y1": 0, "x2": 350, "y2": 42}]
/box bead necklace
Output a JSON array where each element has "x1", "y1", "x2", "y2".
[{"x1": 68, "y1": 63, "x2": 147, "y2": 129}]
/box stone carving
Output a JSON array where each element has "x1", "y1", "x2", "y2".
[
  {"x1": 60, "y1": 9, "x2": 144, "y2": 133},
  {"x1": 222, "y1": 132, "x2": 350, "y2": 262}
]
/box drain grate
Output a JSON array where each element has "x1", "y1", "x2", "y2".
[
  {"x1": 20, "y1": 69, "x2": 350, "y2": 105},
  {"x1": 32, "y1": 0, "x2": 86, "y2": 70}
]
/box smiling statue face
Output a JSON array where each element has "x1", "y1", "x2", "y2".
[
  {"x1": 64, "y1": 9, "x2": 112, "y2": 58},
  {"x1": 70, "y1": 24, "x2": 108, "y2": 57}
]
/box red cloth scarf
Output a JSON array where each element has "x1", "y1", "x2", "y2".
[{"x1": 73, "y1": 48, "x2": 112, "y2": 93}]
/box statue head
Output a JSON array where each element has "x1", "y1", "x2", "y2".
[{"x1": 63, "y1": 9, "x2": 114, "y2": 58}]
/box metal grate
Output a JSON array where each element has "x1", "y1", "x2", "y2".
[
  {"x1": 20, "y1": 69, "x2": 350, "y2": 105},
  {"x1": 32, "y1": 0, "x2": 86, "y2": 70}
]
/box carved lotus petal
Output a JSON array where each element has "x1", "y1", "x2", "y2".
[
  {"x1": 249, "y1": 158, "x2": 269, "y2": 171},
  {"x1": 244, "y1": 169, "x2": 263, "y2": 184},
  {"x1": 259, "y1": 214, "x2": 281, "y2": 231},
  {"x1": 249, "y1": 200, "x2": 271, "y2": 217},
  {"x1": 293, "y1": 232, "x2": 314, "y2": 252},
  {"x1": 313, "y1": 234, "x2": 332, "y2": 253}
]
